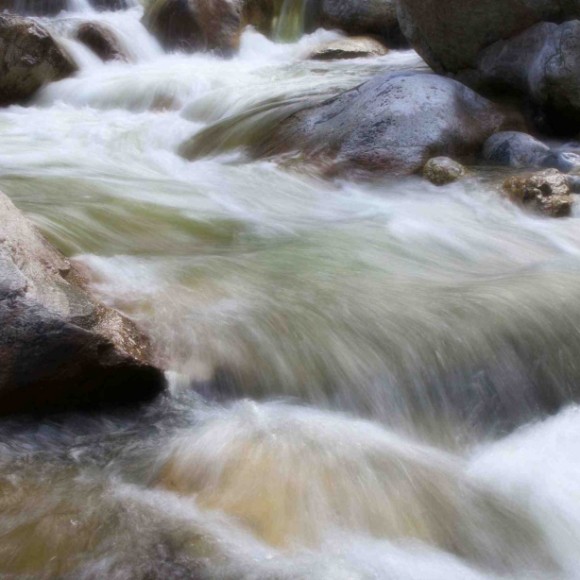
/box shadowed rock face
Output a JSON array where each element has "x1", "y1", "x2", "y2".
[
  {"x1": 249, "y1": 72, "x2": 517, "y2": 177},
  {"x1": 304, "y1": 0, "x2": 406, "y2": 47},
  {"x1": 396, "y1": 0, "x2": 580, "y2": 73},
  {"x1": 76, "y1": 22, "x2": 127, "y2": 62},
  {"x1": 469, "y1": 21, "x2": 580, "y2": 136},
  {"x1": 0, "y1": 192, "x2": 165, "y2": 416},
  {"x1": 142, "y1": 0, "x2": 242, "y2": 56},
  {"x1": 0, "y1": 14, "x2": 76, "y2": 106}
]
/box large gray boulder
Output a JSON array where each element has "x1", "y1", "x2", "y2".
[
  {"x1": 305, "y1": 0, "x2": 406, "y2": 47},
  {"x1": 470, "y1": 21, "x2": 580, "y2": 135},
  {"x1": 396, "y1": 0, "x2": 580, "y2": 74},
  {"x1": 142, "y1": 0, "x2": 242, "y2": 56},
  {"x1": 0, "y1": 14, "x2": 76, "y2": 106},
  {"x1": 0, "y1": 192, "x2": 165, "y2": 416},
  {"x1": 244, "y1": 72, "x2": 517, "y2": 177}
]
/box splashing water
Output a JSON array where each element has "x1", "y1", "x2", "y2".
[{"x1": 2, "y1": 2, "x2": 580, "y2": 579}]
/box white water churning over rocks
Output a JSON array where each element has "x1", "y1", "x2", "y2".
[{"x1": 2, "y1": 2, "x2": 580, "y2": 579}]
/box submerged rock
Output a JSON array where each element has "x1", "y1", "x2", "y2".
[
  {"x1": 142, "y1": 0, "x2": 242, "y2": 56},
  {"x1": 423, "y1": 157, "x2": 466, "y2": 186},
  {"x1": 308, "y1": 36, "x2": 388, "y2": 60},
  {"x1": 503, "y1": 169, "x2": 574, "y2": 217},
  {"x1": 0, "y1": 14, "x2": 76, "y2": 106},
  {"x1": 0, "y1": 192, "x2": 165, "y2": 416},
  {"x1": 246, "y1": 72, "x2": 516, "y2": 177},
  {"x1": 76, "y1": 22, "x2": 127, "y2": 62},
  {"x1": 305, "y1": 0, "x2": 406, "y2": 47}
]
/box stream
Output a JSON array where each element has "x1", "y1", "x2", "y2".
[{"x1": 3, "y1": 2, "x2": 580, "y2": 578}]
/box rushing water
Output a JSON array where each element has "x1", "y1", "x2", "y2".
[{"x1": 3, "y1": 2, "x2": 580, "y2": 578}]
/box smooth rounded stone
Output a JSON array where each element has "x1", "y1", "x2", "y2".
[
  {"x1": 423, "y1": 157, "x2": 466, "y2": 186},
  {"x1": 0, "y1": 191, "x2": 166, "y2": 416},
  {"x1": 75, "y1": 22, "x2": 127, "y2": 62},
  {"x1": 396, "y1": 0, "x2": 580, "y2": 74},
  {"x1": 0, "y1": 14, "x2": 77, "y2": 106},
  {"x1": 482, "y1": 132, "x2": 550, "y2": 168},
  {"x1": 566, "y1": 175, "x2": 580, "y2": 192},
  {"x1": 246, "y1": 72, "x2": 517, "y2": 177},
  {"x1": 541, "y1": 151, "x2": 580, "y2": 173},
  {"x1": 308, "y1": 36, "x2": 388, "y2": 61},
  {"x1": 471, "y1": 21, "x2": 580, "y2": 136},
  {"x1": 142, "y1": 0, "x2": 242, "y2": 56},
  {"x1": 503, "y1": 168, "x2": 574, "y2": 217},
  {"x1": 304, "y1": 0, "x2": 407, "y2": 47}
]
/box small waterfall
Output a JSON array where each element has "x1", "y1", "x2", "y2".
[{"x1": 273, "y1": 0, "x2": 307, "y2": 42}]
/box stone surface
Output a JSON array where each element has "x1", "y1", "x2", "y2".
[
  {"x1": 308, "y1": 36, "x2": 388, "y2": 61},
  {"x1": 244, "y1": 72, "x2": 517, "y2": 177},
  {"x1": 396, "y1": 0, "x2": 580, "y2": 73},
  {"x1": 423, "y1": 157, "x2": 466, "y2": 186},
  {"x1": 305, "y1": 0, "x2": 406, "y2": 47},
  {"x1": 142, "y1": 0, "x2": 242, "y2": 56},
  {"x1": 0, "y1": 14, "x2": 77, "y2": 106},
  {"x1": 0, "y1": 192, "x2": 165, "y2": 416},
  {"x1": 471, "y1": 21, "x2": 580, "y2": 135},
  {"x1": 76, "y1": 22, "x2": 127, "y2": 62},
  {"x1": 503, "y1": 168, "x2": 574, "y2": 217},
  {"x1": 483, "y1": 132, "x2": 551, "y2": 168}
]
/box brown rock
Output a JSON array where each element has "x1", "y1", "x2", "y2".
[
  {"x1": 503, "y1": 168, "x2": 574, "y2": 217},
  {"x1": 423, "y1": 157, "x2": 466, "y2": 186},
  {"x1": 142, "y1": 0, "x2": 242, "y2": 56},
  {"x1": 76, "y1": 22, "x2": 127, "y2": 62},
  {"x1": 0, "y1": 14, "x2": 77, "y2": 106},
  {"x1": 309, "y1": 36, "x2": 388, "y2": 61},
  {"x1": 0, "y1": 192, "x2": 165, "y2": 416}
]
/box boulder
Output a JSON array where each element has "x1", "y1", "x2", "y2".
[
  {"x1": 470, "y1": 21, "x2": 580, "y2": 136},
  {"x1": 142, "y1": 0, "x2": 242, "y2": 56},
  {"x1": 503, "y1": 168, "x2": 574, "y2": 217},
  {"x1": 305, "y1": 0, "x2": 406, "y2": 47},
  {"x1": 308, "y1": 35, "x2": 388, "y2": 60},
  {"x1": 396, "y1": 0, "x2": 580, "y2": 74},
  {"x1": 483, "y1": 131, "x2": 580, "y2": 172},
  {"x1": 0, "y1": 14, "x2": 76, "y2": 106},
  {"x1": 0, "y1": 192, "x2": 165, "y2": 416},
  {"x1": 75, "y1": 22, "x2": 127, "y2": 62},
  {"x1": 483, "y1": 132, "x2": 551, "y2": 168},
  {"x1": 244, "y1": 72, "x2": 517, "y2": 177},
  {"x1": 423, "y1": 157, "x2": 466, "y2": 186}
]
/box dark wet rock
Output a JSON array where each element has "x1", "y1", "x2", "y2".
[
  {"x1": 482, "y1": 131, "x2": 580, "y2": 173},
  {"x1": 308, "y1": 36, "x2": 388, "y2": 61},
  {"x1": 470, "y1": 21, "x2": 580, "y2": 136},
  {"x1": 423, "y1": 157, "x2": 466, "y2": 186},
  {"x1": 142, "y1": 0, "x2": 242, "y2": 56},
  {"x1": 483, "y1": 132, "x2": 551, "y2": 169},
  {"x1": 0, "y1": 14, "x2": 76, "y2": 106},
  {"x1": 503, "y1": 168, "x2": 574, "y2": 217},
  {"x1": 244, "y1": 72, "x2": 517, "y2": 177},
  {"x1": 305, "y1": 0, "x2": 407, "y2": 47},
  {"x1": 76, "y1": 22, "x2": 127, "y2": 62},
  {"x1": 0, "y1": 192, "x2": 165, "y2": 416},
  {"x1": 396, "y1": 0, "x2": 580, "y2": 74}
]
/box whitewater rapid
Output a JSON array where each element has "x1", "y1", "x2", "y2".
[{"x1": 3, "y1": 2, "x2": 580, "y2": 578}]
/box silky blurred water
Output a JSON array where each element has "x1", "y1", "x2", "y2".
[{"x1": 2, "y1": 2, "x2": 580, "y2": 578}]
